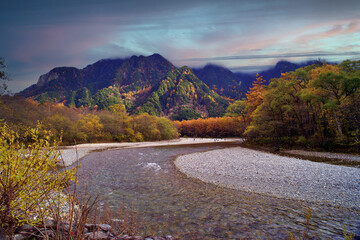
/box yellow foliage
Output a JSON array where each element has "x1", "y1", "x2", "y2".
[
  {"x1": 0, "y1": 122, "x2": 76, "y2": 235},
  {"x1": 77, "y1": 114, "x2": 104, "y2": 141}
]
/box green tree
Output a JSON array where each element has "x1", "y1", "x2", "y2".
[
  {"x1": 156, "y1": 117, "x2": 179, "y2": 140},
  {"x1": 93, "y1": 87, "x2": 123, "y2": 110},
  {"x1": 306, "y1": 64, "x2": 360, "y2": 141},
  {"x1": 225, "y1": 100, "x2": 247, "y2": 122},
  {"x1": 75, "y1": 87, "x2": 93, "y2": 108},
  {"x1": 0, "y1": 122, "x2": 76, "y2": 236},
  {"x1": 244, "y1": 61, "x2": 360, "y2": 147},
  {"x1": 172, "y1": 107, "x2": 201, "y2": 121}
]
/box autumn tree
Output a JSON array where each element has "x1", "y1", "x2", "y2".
[
  {"x1": 76, "y1": 114, "x2": 104, "y2": 142},
  {"x1": 176, "y1": 117, "x2": 245, "y2": 138},
  {"x1": 133, "y1": 113, "x2": 161, "y2": 141},
  {"x1": 245, "y1": 74, "x2": 266, "y2": 119}
]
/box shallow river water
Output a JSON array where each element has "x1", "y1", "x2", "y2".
[{"x1": 75, "y1": 143, "x2": 360, "y2": 239}]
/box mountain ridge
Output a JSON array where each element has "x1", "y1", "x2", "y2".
[{"x1": 18, "y1": 54, "x2": 316, "y2": 119}]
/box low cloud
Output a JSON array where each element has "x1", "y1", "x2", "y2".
[{"x1": 185, "y1": 51, "x2": 360, "y2": 62}]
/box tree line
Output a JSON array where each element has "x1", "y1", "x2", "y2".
[{"x1": 0, "y1": 97, "x2": 178, "y2": 145}]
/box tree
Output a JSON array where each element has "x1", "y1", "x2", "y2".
[
  {"x1": 133, "y1": 113, "x2": 161, "y2": 141},
  {"x1": 156, "y1": 117, "x2": 179, "y2": 140},
  {"x1": 76, "y1": 114, "x2": 104, "y2": 142},
  {"x1": 0, "y1": 122, "x2": 76, "y2": 236},
  {"x1": 245, "y1": 74, "x2": 266, "y2": 119},
  {"x1": 93, "y1": 87, "x2": 123, "y2": 110},
  {"x1": 225, "y1": 100, "x2": 247, "y2": 122},
  {"x1": 0, "y1": 58, "x2": 10, "y2": 96}
]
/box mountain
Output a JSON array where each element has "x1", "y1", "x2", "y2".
[
  {"x1": 19, "y1": 54, "x2": 228, "y2": 118},
  {"x1": 193, "y1": 64, "x2": 244, "y2": 100},
  {"x1": 19, "y1": 54, "x2": 175, "y2": 108},
  {"x1": 137, "y1": 66, "x2": 229, "y2": 119},
  {"x1": 20, "y1": 59, "x2": 126, "y2": 99},
  {"x1": 19, "y1": 54, "x2": 317, "y2": 119},
  {"x1": 259, "y1": 60, "x2": 317, "y2": 84},
  {"x1": 192, "y1": 61, "x2": 315, "y2": 100}
]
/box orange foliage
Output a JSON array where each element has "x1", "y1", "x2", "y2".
[
  {"x1": 175, "y1": 117, "x2": 245, "y2": 138},
  {"x1": 245, "y1": 74, "x2": 266, "y2": 119}
]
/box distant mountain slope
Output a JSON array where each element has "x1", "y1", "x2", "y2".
[
  {"x1": 137, "y1": 66, "x2": 229, "y2": 119},
  {"x1": 193, "y1": 64, "x2": 243, "y2": 100},
  {"x1": 260, "y1": 60, "x2": 306, "y2": 84},
  {"x1": 192, "y1": 60, "x2": 316, "y2": 100},
  {"x1": 260, "y1": 60, "x2": 325, "y2": 83}
]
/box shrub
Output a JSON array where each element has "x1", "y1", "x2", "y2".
[{"x1": 0, "y1": 122, "x2": 76, "y2": 236}]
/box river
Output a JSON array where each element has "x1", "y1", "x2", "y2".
[{"x1": 74, "y1": 143, "x2": 360, "y2": 239}]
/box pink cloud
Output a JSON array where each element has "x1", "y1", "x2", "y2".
[{"x1": 295, "y1": 19, "x2": 360, "y2": 44}]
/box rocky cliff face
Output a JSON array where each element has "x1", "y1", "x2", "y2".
[{"x1": 37, "y1": 71, "x2": 59, "y2": 87}]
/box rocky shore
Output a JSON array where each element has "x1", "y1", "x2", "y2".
[
  {"x1": 4, "y1": 222, "x2": 175, "y2": 240},
  {"x1": 175, "y1": 147, "x2": 360, "y2": 208}
]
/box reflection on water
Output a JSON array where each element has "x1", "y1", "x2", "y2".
[{"x1": 75, "y1": 143, "x2": 360, "y2": 239}]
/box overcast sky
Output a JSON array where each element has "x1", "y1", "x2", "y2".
[{"x1": 1, "y1": 0, "x2": 360, "y2": 93}]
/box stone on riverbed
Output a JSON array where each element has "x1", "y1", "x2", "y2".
[{"x1": 6, "y1": 222, "x2": 176, "y2": 240}]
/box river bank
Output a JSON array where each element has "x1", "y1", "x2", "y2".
[{"x1": 175, "y1": 147, "x2": 360, "y2": 209}]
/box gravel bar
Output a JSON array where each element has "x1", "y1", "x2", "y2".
[{"x1": 175, "y1": 147, "x2": 360, "y2": 209}]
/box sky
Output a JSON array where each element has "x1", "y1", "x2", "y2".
[{"x1": 1, "y1": 0, "x2": 360, "y2": 93}]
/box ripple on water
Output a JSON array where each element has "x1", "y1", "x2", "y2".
[{"x1": 137, "y1": 162, "x2": 162, "y2": 172}]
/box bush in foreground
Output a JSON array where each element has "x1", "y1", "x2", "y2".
[{"x1": 0, "y1": 122, "x2": 76, "y2": 236}]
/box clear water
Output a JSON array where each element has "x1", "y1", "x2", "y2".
[{"x1": 74, "y1": 143, "x2": 360, "y2": 239}]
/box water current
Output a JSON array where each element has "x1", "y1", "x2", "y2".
[{"x1": 75, "y1": 143, "x2": 360, "y2": 239}]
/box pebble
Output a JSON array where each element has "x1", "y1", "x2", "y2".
[
  {"x1": 3, "y1": 223, "x2": 176, "y2": 240},
  {"x1": 175, "y1": 147, "x2": 360, "y2": 209}
]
